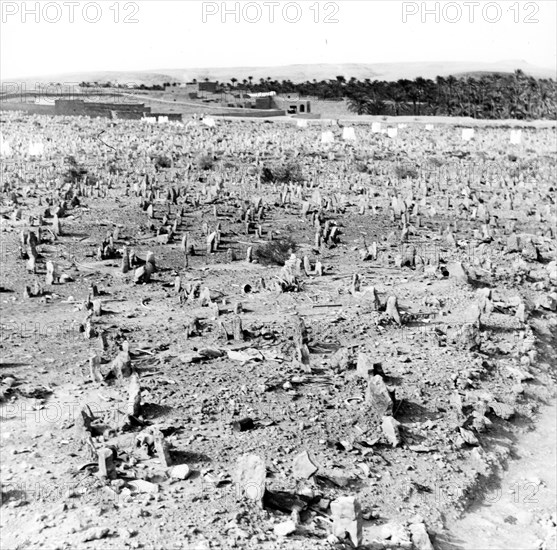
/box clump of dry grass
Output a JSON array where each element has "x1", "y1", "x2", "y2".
[
  {"x1": 63, "y1": 155, "x2": 90, "y2": 184},
  {"x1": 254, "y1": 237, "x2": 297, "y2": 266},
  {"x1": 196, "y1": 154, "x2": 215, "y2": 170},
  {"x1": 394, "y1": 164, "x2": 418, "y2": 180},
  {"x1": 261, "y1": 161, "x2": 303, "y2": 184},
  {"x1": 154, "y1": 156, "x2": 172, "y2": 170}
]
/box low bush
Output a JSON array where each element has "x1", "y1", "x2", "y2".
[
  {"x1": 196, "y1": 154, "x2": 215, "y2": 170},
  {"x1": 254, "y1": 237, "x2": 297, "y2": 266},
  {"x1": 261, "y1": 161, "x2": 303, "y2": 184}
]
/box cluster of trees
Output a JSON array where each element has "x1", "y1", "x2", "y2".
[
  {"x1": 345, "y1": 71, "x2": 556, "y2": 119},
  {"x1": 215, "y1": 70, "x2": 556, "y2": 120},
  {"x1": 80, "y1": 82, "x2": 167, "y2": 91}
]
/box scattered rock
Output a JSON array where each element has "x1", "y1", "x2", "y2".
[
  {"x1": 447, "y1": 262, "x2": 469, "y2": 283},
  {"x1": 356, "y1": 353, "x2": 384, "y2": 379},
  {"x1": 386, "y1": 295, "x2": 402, "y2": 325},
  {"x1": 365, "y1": 375, "x2": 394, "y2": 415},
  {"x1": 231, "y1": 417, "x2": 255, "y2": 432},
  {"x1": 235, "y1": 454, "x2": 266, "y2": 504},
  {"x1": 128, "y1": 479, "x2": 159, "y2": 494},
  {"x1": 408, "y1": 522, "x2": 434, "y2": 550},
  {"x1": 382, "y1": 416, "x2": 401, "y2": 447},
  {"x1": 329, "y1": 347, "x2": 350, "y2": 371},
  {"x1": 292, "y1": 450, "x2": 319, "y2": 479},
  {"x1": 169, "y1": 465, "x2": 191, "y2": 480},
  {"x1": 331, "y1": 496, "x2": 363, "y2": 547},
  {"x1": 273, "y1": 520, "x2": 296, "y2": 537},
  {"x1": 81, "y1": 527, "x2": 110, "y2": 542}
]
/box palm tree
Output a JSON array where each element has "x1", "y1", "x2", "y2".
[
  {"x1": 347, "y1": 94, "x2": 371, "y2": 115},
  {"x1": 435, "y1": 76, "x2": 446, "y2": 113},
  {"x1": 446, "y1": 76, "x2": 458, "y2": 115},
  {"x1": 414, "y1": 77, "x2": 428, "y2": 115},
  {"x1": 399, "y1": 79, "x2": 419, "y2": 115},
  {"x1": 524, "y1": 76, "x2": 538, "y2": 119},
  {"x1": 465, "y1": 77, "x2": 478, "y2": 117},
  {"x1": 387, "y1": 82, "x2": 407, "y2": 116}
]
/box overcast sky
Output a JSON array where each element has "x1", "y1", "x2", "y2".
[{"x1": 1, "y1": 0, "x2": 555, "y2": 79}]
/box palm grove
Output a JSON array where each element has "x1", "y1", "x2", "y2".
[{"x1": 225, "y1": 69, "x2": 556, "y2": 119}]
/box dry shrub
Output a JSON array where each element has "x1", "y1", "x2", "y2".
[
  {"x1": 395, "y1": 164, "x2": 418, "y2": 180},
  {"x1": 197, "y1": 154, "x2": 215, "y2": 170},
  {"x1": 63, "y1": 156, "x2": 89, "y2": 184},
  {"x1": 154, "y1": 156, "x2": 172, "y2": 170},
  {"x1": 254, "y1": 237, "x2": 297, "y2": 266},
  {"x1": 355, "y1": 161, "x2": 370, "y2": 173},
  {"x1": 261, "y1": 161, "x2": 303, "y2": 184}
]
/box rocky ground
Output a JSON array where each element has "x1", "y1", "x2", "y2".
[{"x1": 0, "y1": 113, "x2": 556, "y2": 549}]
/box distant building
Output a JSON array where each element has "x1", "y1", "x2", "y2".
[
  {"x1": 246, "y1": 91, "x2": 276, "y2": 110},
  {"x1": 274, "y1": 96, "x2": 311, "y2": 114},
  {"x1": 247, "y1": 91, "x2": 277, "y2": 98},
  {"x1": 254, "y1": 97, "x2": 273, "y2": 109}
]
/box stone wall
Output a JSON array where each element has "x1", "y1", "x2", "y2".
[
  {"x1": 150, "y1": 113, "x2": 183, "y2": 121},
  {"x1": 308, "y1": 99, "x2": 351, "y2": 118},
  {"x1": 54, "y1": 100, "x2": 150, "y2": 119},
  {"x1": 0, "y1": 102, "x2": 55, "y2": 115},
  {"x1": 213, "y1": 109, "x2": 286, "y2": 118}
]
